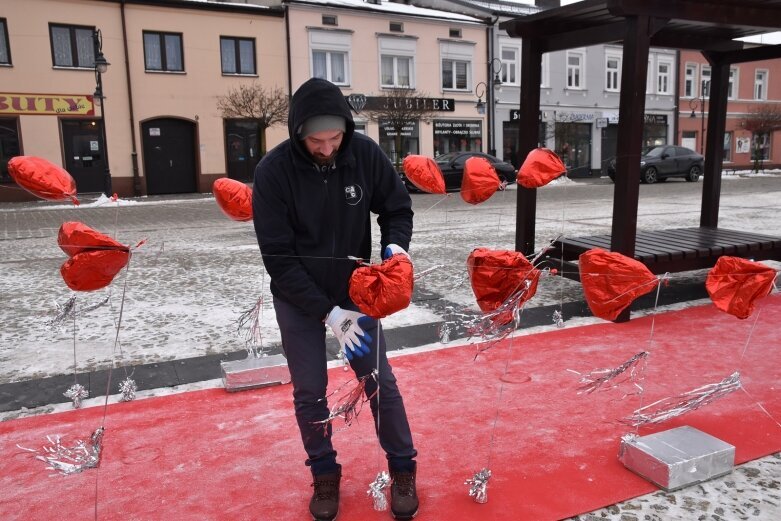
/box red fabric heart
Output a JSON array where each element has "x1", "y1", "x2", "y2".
[
  {"x1": 213, "y1": 178, "x2": 253, "y2": 222},
  {"x1": 467, "y1": 248, "x2": 540, "y2": 313},
  {"x1": 706, "y1": 256, "x2": 776, "y2": 319},
  {"x1": 349, "y1": 255, "x2": 414, "y2": 319},
  {"x1": 579, "y1": 248, "x2": 659, "y2": 321}
]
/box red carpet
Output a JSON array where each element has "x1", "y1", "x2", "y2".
[{"x1": 2, "y1": 296, "x2": 780, "y2": 520}]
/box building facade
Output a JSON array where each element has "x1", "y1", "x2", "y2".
[
  {"x1": 677, "y1": 48, "x2": 781, "y2": 171},
  {"x1": 0, "y1": 0, "x2": 288, "y2": 202}
]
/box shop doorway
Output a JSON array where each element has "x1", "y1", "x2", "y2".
[
  {"x1": 225, "y1": 120, "x2": 260, "y2": 182},
  {"x1": 142, "y1": 118, "x2": 197, "y2": 195},
  {"x1": 61, "y1": 119, "x2": 106, "y2": 193},
  {"x1": 601, "y1": 124, "x2": 618, "y2": 175},
  {"x1": 0, "y1": 118, "x2": 21, "y2": 185}
]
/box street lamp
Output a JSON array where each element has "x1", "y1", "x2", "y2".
[
  {"x1": 474, "y1": 81, "x2": 487, "y2": 115},
  {"x1": 490, "y1": 57, "x2": 503, "y2": 88},
  {"x1": 689, "y1": 81, "x2": 706, "y2": 154},
  {"x1": 93, "y1": 28, "x2": 112, "y2": 196}
]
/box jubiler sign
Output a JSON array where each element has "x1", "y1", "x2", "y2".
[
  {"x1": 346, "y1": 94, "x2": 455, "y2": 113},
  {"x1": 0, "y1": 93, "x2": 95, "y2": 116}
]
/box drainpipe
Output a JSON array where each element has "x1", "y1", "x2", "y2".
[
  {"x1": 285, "y1": 3, "x2": 292, "y2": 97},
  {"x1": 121, "y1": 0, "x2": 141, "y2": 196},
  {"x1": 673, "y1": 49, "x2": 680, "y2": 145}
]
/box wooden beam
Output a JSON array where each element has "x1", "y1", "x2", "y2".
[
  {"x1": 700, "y1": 62, "x2": 730, "y2": 228},
  {"x1": 611, "y1": 15, "x2": 652, "y2": 320},
  {"x1": 650, "y1": 32, "x2": 745, "y2": 52},
  {"x1": 538, "y1": 22, "x2": 625, "y2": 53},
  {"x1": 608, "y1": 0, "x2": 781, "y2": 30},
  {"x1": 717, "y1": 44, "x2": 781, "y2": 64},
  {"x1": 515, "y1": 39, "x2": 543, "y2": 257}
]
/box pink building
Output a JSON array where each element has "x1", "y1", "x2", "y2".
[{"x1": 678, "y1": 48, "x2": 781, "y2": 170}]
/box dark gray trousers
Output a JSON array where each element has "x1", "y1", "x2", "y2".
[{"x1": 273, "y1": 296, "x2": 417, "y2": 474}]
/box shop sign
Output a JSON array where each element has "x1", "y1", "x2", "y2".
[
  {"x1": 380, "y1": 122, "x2": 417, "y2": 137},
  {"x1": 644, "y1": 114, "x2": 667, "y2": 125},
  {"x1": 0, "y1": 93, "x2": 95, "y2": 116},
  {"x1": 433, "y1": 120, "x2": 482, "y2": 138},
  {"x1": 346, "y1": 95, "x2": 455, "y2": 113}
]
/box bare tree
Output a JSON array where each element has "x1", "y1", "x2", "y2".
[
  {"x1": 216, "y1": 83, "x2": 288, "y2": 156},
  {"x1": 363, "y1": 88, "x2": 439, "y2": 171},
  {"x1": 742, "y1": 104, "x2": 781, "y2": 172}
]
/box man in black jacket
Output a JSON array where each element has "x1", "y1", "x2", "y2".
[{"x1": 252, "y1": 78, "x2": 418, "y2": 521}]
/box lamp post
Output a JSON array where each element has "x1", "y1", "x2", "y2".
[
  {"x1": 689, "y1": 81, "x2": 706, "y2": 155},
  {"x1": 487, "y1": 58, "x2": 502, "y2": 157},
  {"x1": 92, "y1": 29, "x2": 112, "y2": 196}
]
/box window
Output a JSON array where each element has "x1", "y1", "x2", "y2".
[
  {"x1": 605, "y1": 53, "x2": 620, "y2": 91},
  {"x1": 723, "y1": 132, "x2": 732, "y2": 162},
  {"x1": 541, "y1": 53, "x2": 550, "y2": 88},
  {"x1": 143, "y1": 31, "x2": 183, "y2": 72},
  {"x1": 656, "y1": 60, "x2": 672, "y2": 94},
  {"x1": 0, "y1": 18, "x2": 10, "y2": 65},
  {"x1": 49, "y1": 24, "x2": 94, "y2": 68},
  {"x1": 390, "y1": 22, "x2": 404, "y2": 33},
  {"x1": 0, "y1": 118, "x2": 21, "y2": 184},
  {"x1": 379, "y1": 36, "x2": 415, "y2": 88},
  {"x1": 755, "y1": 69, "x2": 768, "y2": 100},
  {"x1": 322, "y1": 15, "x2": 337, "y2": 26},
  {"x1": 310, "y1": 30, "x2": 351, "y2": 85},
  {"x1": 728, "y1": 68, "x2": 738, "y2": 99},
  {"x1": 220, "y1": 37, "x2": 255, "y2": 75},
  {"x1": 684, "y1": 64, "x2": 697, "y2": 97},
  {"x1": 566, "y1": 50, "x2": 584, "y2": 89},
  {"x1": 646, "y1": 59, "x2": 653, "y2": 92},
  {"x1": 500, "y1": 46, "x2": 518, "y2": 85},
  {"x1": 449, "y1": 28, "x2": 462, "y2": 38},
  {"x1": 440, "y1": 41, "x2": 473, "y2": 91},
  {"x1": 752, "y1": 131, "x2": 770, "y2": 161},
  {"x1": 701, "y1": 66, "x2": 711, "y2": 96}
]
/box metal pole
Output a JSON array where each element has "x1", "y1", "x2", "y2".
[{"x1": 98, "y1": 73, "x2": 112, "y2": 197}]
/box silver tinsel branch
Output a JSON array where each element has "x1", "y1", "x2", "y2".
[
  {"x1": 17, "y1": 427, "x2": 104, "y2": 475},
  {"x1": 624, "y1": 372, "x2": 741, "y2": 427},
  {"x1": 47, "y1": 295, "x2": 109, "y2": 330},
  {"x1": 312, "y1": 370, "x2": 378, "y2": 433},
  {"x1": 576, "y1": 351, "x2": 649, "y2": 395},
  {"x1": 438, "y1": 322, "x2": 452, "y2": 343},
  {"x1": 237, "y1": 297, "x2": 266, "y2": 357},
  {"x1": 63, "y1": 383, "x2": 89, "y2": 409},
  {"x1": 119, "y1": 377, "x2": 137, "y2": 402},
  {"x1": 465, "y1": 468, "x2": 492, "y2": 504},
  {"x1": 367, "y1": 470, "x2": 391, "y2": 511},
  {"x1": 413, "y1": 264, "x2": 444, "y2": 281},
  {"x1": 552, "y1": 309, "x2": 565, "y2": 328}
]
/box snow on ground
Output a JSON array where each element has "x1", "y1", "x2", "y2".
[{"x1": 1, "y1": 172, "x2": 779, "y2": 385}]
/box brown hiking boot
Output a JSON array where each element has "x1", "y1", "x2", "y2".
[
  {"x1": 309, "y1": 467, "x2": 341, "y2": 521},
  {"x1": 390, "y1": 468, "x2": 418, "y2": 520}
]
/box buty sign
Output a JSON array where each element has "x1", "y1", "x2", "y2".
[{"x1": 0, "y1": 93, "x2": 95, "y2": 116}]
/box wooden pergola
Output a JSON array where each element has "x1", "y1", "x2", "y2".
[{"x1": 501, "y1": 0, "x2": 781, "y2": 319}]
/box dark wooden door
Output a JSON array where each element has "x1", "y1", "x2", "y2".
[
  {"x1": 142, "y1": 118, "x2": 196, "y2": 195},
  {"x1": 62, "y1": 119, "x2": 105, "y2": 193},
  {"x1": 225, "y1": 120, "x2": 260, "y2": 182}
]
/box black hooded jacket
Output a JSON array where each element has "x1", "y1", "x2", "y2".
[{"x1": 252, "y1": 78, "x2": 413, "y2": 321}]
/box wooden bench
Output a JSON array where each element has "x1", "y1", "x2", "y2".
[{"x1": 547, "y1": 227, "x2": 781, "y2": 281}]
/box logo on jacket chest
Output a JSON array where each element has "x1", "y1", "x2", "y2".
[{"x1": 344, "y1": 184, "x2": 363, "y2": 205}]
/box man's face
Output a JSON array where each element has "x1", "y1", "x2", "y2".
[{"x1": 302, "y1": 129, "x2": 344, "y2": 165}]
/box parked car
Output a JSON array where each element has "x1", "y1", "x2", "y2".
[
  {"x1": 400, "y1": 151, "x2": 516, "y2": 192},
  {"x1": 607, "y1": 145, "x2": 704, "y2": 184}
]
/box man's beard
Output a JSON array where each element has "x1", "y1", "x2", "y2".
[{"x1": 312, "y1": 152, "x2": 337, "y2": 166}]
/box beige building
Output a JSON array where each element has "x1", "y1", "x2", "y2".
[
  {"x1": 1, "y1": 0, "x2": 286, "y2": 201},
  {"x1": 0, "y1": 0, "x2": 488, "y2": 202}
]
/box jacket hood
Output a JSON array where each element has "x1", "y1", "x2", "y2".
[{"x1": 288, "y1": 78, "x2": 355, "y2": 162}]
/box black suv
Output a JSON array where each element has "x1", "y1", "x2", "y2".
[{"x1": 607, "y1": 145, "x2": 704, "y2": 184}]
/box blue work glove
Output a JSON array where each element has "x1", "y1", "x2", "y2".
[
  {"x1": 325, "y1": 306, "x2": 372, "y2": 361},
  {"x1": 383, "y1": 243, "x2": 410, "y2": 260}
]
